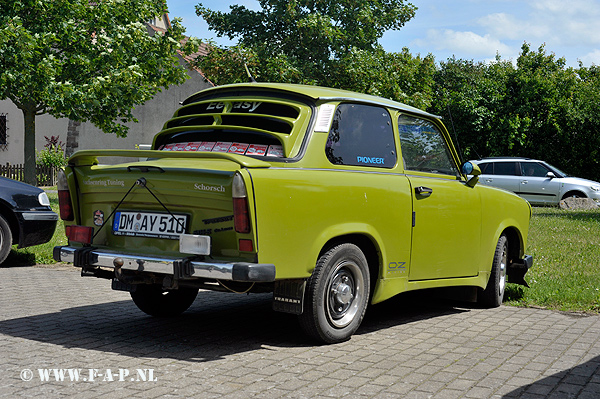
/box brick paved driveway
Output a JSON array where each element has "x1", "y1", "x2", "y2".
[{"x1": 1, "y1": 265, "x2": 600, "y2": 398}]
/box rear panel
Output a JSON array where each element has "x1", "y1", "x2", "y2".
[{"x1": 66, "y1": 157, "x2": 256, "y2": 263}]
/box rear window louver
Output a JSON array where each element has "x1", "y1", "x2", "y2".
[
  {"x1": 220, "y1": 115, "x2": 291, "y2": 134},
  {"x1": 177, "y1": 102, "x2": 299, "y2": 119},
  {"x1": 165, "y1": 101, "x2": 299, "y2": 134}
]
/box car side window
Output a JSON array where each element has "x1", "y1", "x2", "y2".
[
  {"x1": 325, "y1": 103, "x2": 396, "y2": 168},
  {"x1": 479, "y1": 162, "x2": 492, "y2": 174},
  {"x1": 521, "y1": 162, "x2": 550, "y2": 177},
  {"x1": 398, "y1": 115, "x2": 458, "y2": 176},
  {"x1": 493, "y1": 162, "x2": 519, "y2": 176}
]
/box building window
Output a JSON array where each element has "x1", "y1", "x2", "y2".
[{"x1": 0, "y1": 114, "x2": 7, "y2": 151}]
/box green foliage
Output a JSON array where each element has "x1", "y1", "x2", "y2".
[
  {"x1": 194, "y1": 0, "x2": 432, "y2": 107},
  {"x1": 36, "y1": 135, "x2": 67, "y2": 168},
  {"x1": 0, "y1": 0, "x2": 199, "y2": 183},
  {"x1": 36, "y1": 146, "x2": 67, "y2": 168},
  {"x1": 429, "y1": 44, "x2": 600, "y2": 181}
]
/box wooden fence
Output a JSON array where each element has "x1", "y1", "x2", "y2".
[{"x1": 0, "y1": 163, "x2": 59, "y2": 187}]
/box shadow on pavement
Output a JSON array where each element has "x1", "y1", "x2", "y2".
[
  {"x1": 0, "y1": 288, "x2": 470, "y2": 362},
  {"x1": 503, "y1": 355, "x2": 600, "y2": 398}
]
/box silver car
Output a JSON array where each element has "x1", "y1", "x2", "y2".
[{"x1": 471, "y1": 158, "x2": 600, "y2": 206}]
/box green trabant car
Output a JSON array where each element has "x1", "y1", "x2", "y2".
[{"x1": 54, "y1": 83, "x2": 532, "y2": 343}]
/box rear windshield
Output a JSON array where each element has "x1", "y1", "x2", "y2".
[{"x1": 153, "y1": 99, "x2": 309, "y2": 159}]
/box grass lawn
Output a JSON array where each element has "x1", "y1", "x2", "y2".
[
  {"x1": 505, "y1": 206, "x2": 600, "y2": 313},
  {"x1": 6, "y1": 189, "x2": 600, "y2": 313}
]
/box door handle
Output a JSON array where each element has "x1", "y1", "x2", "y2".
[
  {"x1": 486, "y1": 178, "x2": 493, "y2": 183},
  {"x1": 415, "y1": 186, "x2": 433, "y2": 197},
  {"x1": 521, "y1": 180, "x2": 528, "y2": 185}
]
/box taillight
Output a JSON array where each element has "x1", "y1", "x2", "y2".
[
  {"x1": 57, "y1": 169, "x2": 74, "y2": 221},
  {"x1": 233, "y1": 173, "x2": 251, "y2": 234},
  {"x1": 65, "y1": 225, "x2": 94, "y2": 244}
]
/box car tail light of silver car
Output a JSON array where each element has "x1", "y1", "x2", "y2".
[
  {"x1": 232, "y1": 172, "x2": 251, "y2": 235},
  {"x1": 57, "y1": 169, "x2": 74, "y2": 221}
]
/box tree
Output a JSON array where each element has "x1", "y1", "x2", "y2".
[
  {"x1": 430, "y1": 44, "x2": 600, "y2": 181},
  {"x1": 0, "y1": 0, "x2": 198, "y2": 184},
  {"x1": 194, "y1": 0, "x2": 429, "y2": 107}
]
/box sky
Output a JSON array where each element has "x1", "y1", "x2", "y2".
[{"x1": 166, "y1": 0, "x2": 600, "y2": 68}]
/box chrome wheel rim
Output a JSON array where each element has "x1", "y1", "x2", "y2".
[
  {"x1": 326, "y1": 260, "x2": 364, "y2": 328},
  {"x1": 499, "y1": 242, "x2": 508, "y2": 295}
]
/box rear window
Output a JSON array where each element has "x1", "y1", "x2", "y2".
[{"x1": 487, "y1": 162, "x2": 520, "y2": 176}]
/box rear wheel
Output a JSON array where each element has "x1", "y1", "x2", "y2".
[
  {"x1": 0, "y1": 215, "x2": 13, "y2": 266},
  {"x1": 299, "y1": 243, "x2": 370, "y2": 344},
  {"x1": 479, "y1": 234, "x2": 508, "y2": 307},
  {"x1": 130, "y1": 285, "x2": 199, "y2": 317}
]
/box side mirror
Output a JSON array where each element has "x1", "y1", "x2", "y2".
[
  {"x1": 546, "y1": 172, "x2": 556, "y2": 179},
  {"x1": 461, "y1": 162, "x2": 481, "y2": 187}
]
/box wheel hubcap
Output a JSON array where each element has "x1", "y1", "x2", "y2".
[
  {"x1": 499, "y1": 243, "x2": 507, "y2": 295},
  {"x1": 326, "y1": 261, "x2": 364, "y2": 328}
]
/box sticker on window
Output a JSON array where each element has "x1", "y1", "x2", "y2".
[
  {"x1": 172, "y1": 143, "x2": 188, "y2": 151},
  {"x1": 213, "y1": 142, "x2": 233, "y2": 152},
  {"x1": 198, "y1": 142, "x2": 216, "y2": 151},
  {"x1": 314, "y1": 104, "x2": 336, "y2": 132},
  {"x1": 246, "y1": 144, "x2": 269, "y2": 156},
  {"x1": 267, "y1": 145, "x2": 284, "y2": 157},
  {"x1": 184, "y1": 142, "x2": 203, "y2": 151},
  {"x1": 228, "y1": 143, "x2": 249, "y2": 154}
]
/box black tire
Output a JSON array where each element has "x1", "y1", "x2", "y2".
[
  {"x1": 0, "y1": 214, "x2": 13, "y2": 266},
  {"x1": 299, "y1": 243, "x2": 370, "y2": 344},
  {"x1": 130, "y1": 284, "x2": 199, "y2": 317},
  {"x1": 479, "y1": 234, "x2": 508, "y2": 308},
  {"x1": 562, "y1": 191, "x2": 586, "y2": 200}
]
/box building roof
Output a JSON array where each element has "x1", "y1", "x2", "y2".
[{"x1": 146, "y1": 15, "x2": 214, "y2": 86}]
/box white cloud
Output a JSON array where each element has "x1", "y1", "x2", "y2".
[
  {"x1": 477, "y1": 12, "x2": 549, "y2": 41},
  {"x1": 415, "y1": 29, "x2": 514, "y2": 59},
  {"x1": 476, "y1": 0, "x2": 600, "y2": 46},
  {"x1": 580, "y1": 49, "x2": 600, "y2": 66}
]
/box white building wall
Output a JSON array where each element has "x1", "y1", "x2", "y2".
[
  {"x1": 77, "y1": 67, "x2": 210, "y2": 152},
  {"x1": 0, "y1": 100, "x2": 70, "y2": 166}
]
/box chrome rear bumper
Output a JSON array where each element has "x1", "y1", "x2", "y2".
[{"x1": 53, "y1": 246, "x2": 276, "y2": 282}]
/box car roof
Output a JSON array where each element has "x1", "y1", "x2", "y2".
[
  {"x1": 183, "y1": 82, "x2": 440, "y2": 120},
  {"x1": 474, "y1": 157, "x2": 541, "y2": 162}
]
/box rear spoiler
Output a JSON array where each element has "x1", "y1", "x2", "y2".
[{"x1": 68, "y1": 149, "x2": 272, "y2": 169}]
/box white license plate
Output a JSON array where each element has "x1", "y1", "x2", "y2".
[{"x1": 112, "y1": 211, "x2": 188, "y2": 239}]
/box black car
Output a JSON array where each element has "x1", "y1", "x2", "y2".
[{"x1": 0, "y1": 176, "x2": 58, "y2": 265}]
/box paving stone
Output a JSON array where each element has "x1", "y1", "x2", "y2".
[{"x1": 2, "y1": 266, "x2": 600, "y2": 398}]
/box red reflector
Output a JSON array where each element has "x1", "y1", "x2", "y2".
[
  {"x1": 66, "y1": 225, "x2": 94, "y2": 244},
  {"x1": 58, "y1": 190, "x2": 74, "y2": 221},
  {"x1": 239, "y1": 239, "x2": 254, "y2": 252},
  {"x1": 233, "y1": 197, "x2": 251, "y2": 234}
]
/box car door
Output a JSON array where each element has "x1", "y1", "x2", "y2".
[
  {"x1": 398, "y1": 115, "x2": 481, "y2": 281},
  {"x1": 518, "y1": 161, "x2": 561, "y2": 204},
  {"x1": 479, "y1": 161, "x2": 521, "y2": 194}
]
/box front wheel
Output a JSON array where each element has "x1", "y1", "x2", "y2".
[
  {"x1": 130, "y1": 284, "x2": 199, "y2": 317},
  {"x1": 299, "y1": 244, "x2": 370, "y2": 344},
  {"x1": 0, "y1": 215, "x2": 13, "y2": 266},
  {"x1": 479, "y1": 234, "x2": 508, "y2": 307}
]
